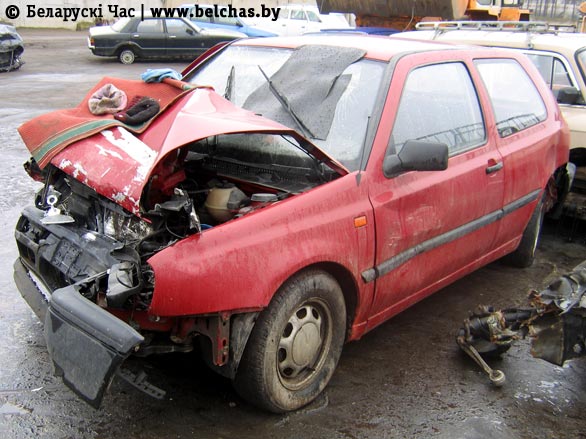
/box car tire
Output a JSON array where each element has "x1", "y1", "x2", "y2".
[
  {"x1": 234, "y1": 270, "x2": 346, "y2": 413},
  {"x1": 504, "y1": 196, "x2": 544, "y2": 268},
  {"x1": 118, "y1": 48, "x2": 136, "y2": 65}
]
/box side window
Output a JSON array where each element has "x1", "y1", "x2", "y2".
[
  {"x1": 306, "y1": 11, "x2": 322, "y2": 22},
  {"x1": 525, "y1": 54, "x2": 554, "y2": 86},
  {"x1": 165, "y1": 19, "x2": 192, "y2": 36},
  {"x1": 291, "y1": 10, "x2": 307, "y2": 20},
  {"x1": 136, "y1": 19, "x2": 164, "y2": 33},
  {"x1": 525, "y1": 54, "x2": 573, "y2": 94},
  {"x1": 553, "y1": 58, "x2": 572, "y2": 89},
  {"x1": 390, "y1": 62, "x2": 486, "y2": 157},
  {"x1": 475, "y1": 59, "x2": 547, "y2": 137}
]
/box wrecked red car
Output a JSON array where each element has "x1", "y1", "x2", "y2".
[{"x1": 14, "y1": 35, "x2": 570, "y2": 412}]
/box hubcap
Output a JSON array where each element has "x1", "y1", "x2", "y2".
[{"x1": 277, "y1": 301, "x2": 331, "y2": 390}]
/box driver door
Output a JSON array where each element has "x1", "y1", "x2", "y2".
[{"x1": 366, "y1": 57, "x2": 505, "y2": 330}]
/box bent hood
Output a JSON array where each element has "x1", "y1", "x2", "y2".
[{"x1": 50, "y1": 88, "x2": 348, "y2": 215}]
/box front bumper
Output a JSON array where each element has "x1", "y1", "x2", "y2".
[
  {"x1": 45, "y1": 284, "x2": 143, "y2": 407},
  {"x1": 14, "y1": 259, "x2": 144, "y2": 408}
]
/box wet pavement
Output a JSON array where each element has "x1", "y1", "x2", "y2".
[{"x1": 1, "y1": 29, "x2": 586, "y2": 439}]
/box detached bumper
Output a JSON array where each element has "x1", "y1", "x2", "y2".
[
  {"x1": 14, "y1": 259, "x2": 144, "y2": 408},
  {"x1": 45, "y1": 285, "x2": 144, "y2": 408}
]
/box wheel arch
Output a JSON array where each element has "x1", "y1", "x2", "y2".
[
  {"x1": 299, "y1": 262, "x2": 358, "y2": 340},
  {"x1": 216, "y1": 261, "x2": 359, "y2": 380},
  {"x1": 115, "y1": 43, "x2": 141, "y2": 58}
]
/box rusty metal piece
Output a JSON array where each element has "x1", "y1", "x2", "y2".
[
  {"x1": 457, "y1": 261, "x2": 586, "y2": 385},
  {"x1": 174, "y1": 314, "x2": 231, "y2": 366},
  {"x1": 457, "y1": 334, "x2": 506, "y2": 386}
]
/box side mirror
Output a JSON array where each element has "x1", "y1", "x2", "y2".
[
  {"x1": 383, "y1": 140, "x2": 449, "y2": 177},
  {"x1": 186, "y1": 28, "x2": 195, "y2": 35},
  {"x1": 557, "y1": 87, "x2": 581, "y2": 105}
]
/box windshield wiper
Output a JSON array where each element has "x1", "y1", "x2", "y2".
[
  {"x1": 257, "y1": 65, "x2": 316, "y2": 139},
  {"x1": 224, "y1": 65, "x2": 235, "y2": 102}
]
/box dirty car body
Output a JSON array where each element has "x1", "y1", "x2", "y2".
[{"x1": 14, "y1": 35, "x2": 569, "y2": 412}]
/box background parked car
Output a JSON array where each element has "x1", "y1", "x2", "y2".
[
  {"x1": 180, "y1": 4, "x2": 277, "y2": 37},
  {"x1": 252, "y1": 4, "x2": 352, "y2": 36},
  {"x1": 88, "y1": 16, "x2": 245, "y2": 64}
]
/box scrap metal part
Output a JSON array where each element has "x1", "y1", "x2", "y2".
[{"x1": 457, "y1": 261, "x2": 586, "y2": 385}]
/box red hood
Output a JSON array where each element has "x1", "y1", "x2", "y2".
[{"x1": 52, "y1": 88, "x2": 348, "y2": 215}]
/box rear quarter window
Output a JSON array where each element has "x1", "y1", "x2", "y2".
[{"x1": 474, "y1": 58, "x2": 547, "y2": 137}]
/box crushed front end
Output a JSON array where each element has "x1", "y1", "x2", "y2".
[{"x1": 14, "y1": 167, "x2": 162, "y2": 407}]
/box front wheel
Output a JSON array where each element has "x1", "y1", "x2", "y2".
[{"x1": 234, "y1": 270, "x2": 346, "y2": 413}]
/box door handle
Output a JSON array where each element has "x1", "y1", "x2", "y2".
[
  {"x1": 486, "y1": 161, "x2": 503, "y2": 174},
  {"x1": 169, "y1": 35, "x2": 176, "y2": 38}
]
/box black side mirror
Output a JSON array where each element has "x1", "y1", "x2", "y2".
[
  {"x1": 383, "y1": 140, "x2": 449, "y2": 177},
  {"x1": 557, "y1": 87, "x2": 581, "y2": 105},
  {"x1": 186, "y1": 28, "x2": 195, "y2": 35}
]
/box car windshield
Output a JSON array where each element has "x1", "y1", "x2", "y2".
[{"x1": 185, "y1": 45, "x2": 386, "y2": 171}]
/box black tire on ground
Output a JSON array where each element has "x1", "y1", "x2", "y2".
[
  {"x1": 234, "y1": 270, "x2": 346, "y2": 413},
  {"x1": 504, "y1": 196, "x2": 545, "y2": 268},
  {"x1": 118, "y1": 48, "x2": 135, "y2": 65}
]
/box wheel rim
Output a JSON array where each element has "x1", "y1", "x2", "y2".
[
  {"x1": 120, "y1": 51, "x2": 134, "y2": 64},
  {"x1": 277, "y1": 298, "x2": 332, "y2": 391}
]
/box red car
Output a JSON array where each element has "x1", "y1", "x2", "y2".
[{"x1": 14, "y1": 35, "x2": 569, "y2": 412}]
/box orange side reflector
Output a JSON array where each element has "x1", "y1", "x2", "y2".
[{"x1": 354, "y1": 216, "x2": 367, "y2": 228}]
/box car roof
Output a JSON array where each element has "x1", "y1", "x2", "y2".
[
  {"x1": 233, "y1": 33, "x2": 476, "y2": 61},
  {"x1": 396, "y1": 28, "x2": 586, "y2": 55}
]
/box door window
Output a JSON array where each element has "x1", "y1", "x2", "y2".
[
  {"x1": 307, "y1": 11, "x2": 322, "y2": 22},
  {"x1": 165, "y1": 19, "x2": 192, "y2": 36},
  {"x1": 475, "y1": 59, "x2": 547, "y2": 137},
  {"x1": 136, "y1": 19, "x2": 164, "y2": 33},
  {"x1": 524, "y1": 53, "x2": 573, "y2": 96},
  {"x1": 390, "y1": 62, "x2": 486, "y2": 158},
  {"x1": 290, "y1": 10, "x2": 307, "y2": 20}
]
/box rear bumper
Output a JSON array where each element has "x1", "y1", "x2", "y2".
[{"x1": 14, "y1": 258, "x2": 144, "y2": 408}]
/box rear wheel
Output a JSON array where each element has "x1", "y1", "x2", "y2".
[
  {"x1": 118, "y1": 48, "x2": 135, "y2": 65},
  {"x1": 234, "y1": 270, "x2": 346, "y2": 413},
  {"x1": 504, "y1": 197, "x2": 544, "y2": 268}
]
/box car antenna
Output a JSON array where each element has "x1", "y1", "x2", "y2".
[
  {"x1": 356, "y1": 116, "x2": 371, "y2": 186},
  {"x1": 257, "y1": 65, "x2": 315, "y2": 139}
]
